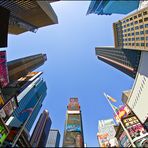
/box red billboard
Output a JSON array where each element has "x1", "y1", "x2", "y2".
[{"x1": 0, "y1": 51, "x2": 9, "y2": 88}]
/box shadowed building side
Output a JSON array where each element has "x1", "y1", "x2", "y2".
[
  {"x1": 7, "y1": 54, "x2": 47, "y2": 83},
  {"x1": 95, "y1": 47, "x2": 141, "y2": 78}
]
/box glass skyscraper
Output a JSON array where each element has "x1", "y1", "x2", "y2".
[
  {"x1": 46, "y1": 129, "x2": 60, "y2": 147},
  {"x1": 30, "y1": 110, "x2": 52, "y2": 147},
  {"x1": 7, "y1": 77, "x2": 47, "y2": 132},
  {"x1": 7, "y1": 53, "x2": 47, "y2": 83},
  {"x1": 87, "y1": 0, "x2": 140, "y2": 15},
  {"x1": 95, "y1": 47, "x2": 141, "y2": 78}
]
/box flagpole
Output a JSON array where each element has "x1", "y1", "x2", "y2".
[{"x1": 103, "y1": 93, "x2": 136, "y2": 147}]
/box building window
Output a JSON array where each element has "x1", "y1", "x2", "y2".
[
  {"x1": 128, "y1": 38, "x2": 131, "y2": 41},
  {"x1": 136, "y1": 32, "x2": 139, "y2": 35},
  {"x1": 139, "y1": 19, "x2": 143, "y2": 23},
  {"x1": 132, "y1": 38, "x2": 135, "y2": 41},
  {"x1": 132, "y1": 32, "x2": 134, "y2": 36},
  {"x1": 140, "y1": 25, "x2": 144, "y2": 29},
  {"x1": 134, "y1": 15, "x2": 137, "y2": 19},
  {"x1": 136, "y1": 37, "x2": 139, "y2": 40},
  {"x1": 130, "y1": 17, "x2": 133, "y2": 21},
  {"x1": 138, "y1": 13, "x2": 142, "y2": 17},
  {"x1": 127, "y1": 23, "x2": 130, "y2": 27},
  {"x1": 132, "y1": 43, "x2": 135, "y2": 46},
  {"x1": 128, "y1": 28, "x2": 130, "y2": 31},
  {"x1": 146, "y1": 43, "x2": 148, "y2": 46},
  {"x1": 131, "y1": 27, "x2": 134, "y2": 31},
  {"x1": 144, "y1": 17, "x2": 148, "y2": 21},
  {"x1": 143, "y1": 11, "x2": 148, "y2": 15},
  {"x1": 135, "y1": 26, "x2": 139, "y2": 30},
  {"x1": 145, "y1": 24, "x2": 148, "y2": 28},
  {"x1": 135, "y1": 21, "x2": 138, "y2": 24},
  {"x1": 128, "y1": 33, "x2": 130, "y2": 36},
  {"x1": 126, "y1": 19, "x2": 129, "y2": 22},
  {"x1": 146, "y1": 36, "x2": 148, "y2": 40},
  {"x1": 136, "y1": 43, "x2": 139, "y2": 46},
  {"x1": 125, "y1": 34, "x2": 127, "y2": 37},
  {"x1": 140, "y1": 31, "x2": 144, "y2": 35},
  {"x1": 145, "y1": 30, "x2": 148, "y2": 34},
  {"x1": 141, "y1": 43, "x2": 145, "y2": 46},
  {"x1": 141, "y1": 37, "x2": 144, "y2": 40},
  {"x1": 129, "y1": 43, "x2": 131, "y2": 46}
]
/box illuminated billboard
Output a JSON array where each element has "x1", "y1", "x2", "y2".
[
  {"x1": 66, "y1": 114, "x2": 81, "y2": 132},
  {"x1": 0, "y1": 51, "x2": 9, "y2": 88},
  {"x1": 68, "y1": 102, "x2": 80, "y2": 111},
  {"x1": 63, "y1": 132, "x2": 83, "y2": 147},
  {"x1": 0, "y1": 97, "x2": 17, "y2": 120},
  {"x1": 0, "y1": 118, "x2": 9, "y2": 145},
  {"x1": 123, "y1": 115, "x2": 147, "y2": 142},
  {"x1": 119, "y1": 131, "x2": 131, "y2": 147}
]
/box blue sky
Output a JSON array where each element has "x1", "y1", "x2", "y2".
[{"x1": 3, "y1": 1, "x2": 134, "y2": 147}]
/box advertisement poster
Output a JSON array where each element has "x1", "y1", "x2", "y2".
[
  {"x1": 66, "y1": 124, "x2": 81, "y2": 132},
  {"x1": 0, "y1": 118, "x2": 9, "y2": 145},
  {"x1": 0, "y1": 95, "x2": 5, "y2": 107},
  {"x1": 119, "y1": 131, "x2": 131, "y2": 147},
  {"x1": 66, "y1": 114, "x2": 81, "y2": 132},
  {"x1": 63, "y1": 132, "x2": 83, "y2": 147},
  {"x1": 114, "y1": 105, "x2": 130, "y2": 123},
  {"x1": 127, "y1": 123, "x2": 147, "y2": 140},
  {"x1": 0, "y1": 51, "x2": 9, "y2": 88},
  {"x1": 134, "y1": 136, "x2": 148, "y2": 147},
  {"x1": 68, "y1": 103, "x2": 80, "y2": 111}
]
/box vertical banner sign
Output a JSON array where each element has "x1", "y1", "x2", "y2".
[{"x1": 0, "y1": 51, "x2": 9, "y2": 88}]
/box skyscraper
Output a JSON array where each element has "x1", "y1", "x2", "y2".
[
  {"x1": 0, "y1": 1, "x2": 58, "y2": 47},
  {"x1": 87, "y1": 0, "x2": 140, "y2": 15},
  {"x1": 95, "y1": 47, "x2": 141, "y2": 78},
  {"x1": 6, "y1": 77, "x2": 47, "y2": 132},
  {"x1": 63, "y1": 98, "x2": 84, "y2": 147},
  {"x1": 30, "y1": 110, "x2": 52, "y2": 147},
  {"x1": 7, "y1": 53, "x2": 47, "y2": 83},
  {"x1": 0, "y1": 1, "x2": 58, "y2": 34},
  {"x1": 113, "y1": 6, "x2": 148, "y2": 50},
  {"x1": 46, "y1": 129, "x2": 60, "y2": 147},
  {"x1": 97, "y1": 119, "x2": 119, "y2": 147}
]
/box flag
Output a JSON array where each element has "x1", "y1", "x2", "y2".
[{"x1": 106, "y1": 94, "x2": 117, "y2": 102}]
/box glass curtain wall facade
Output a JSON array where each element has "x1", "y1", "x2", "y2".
[
  {"x1": 30, "y1": 110, "x2": 52, "y2": 147},
  {"x1": 95, "y1": 47, "x2": 141, "y2": 78}
]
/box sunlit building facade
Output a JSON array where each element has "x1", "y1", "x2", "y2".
[{"x1": 113, "y1": 6, "x2": 148, "y2": 50}]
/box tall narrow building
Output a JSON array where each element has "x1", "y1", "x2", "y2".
[
  {"x1": 7, "y1": 53, "x2": 47, "y2": 83},
  {"x1": 87, "y1": 0, "x2": 140, "y2": 15},
  {"x1": 46, "y1": 129, "x2": 60, "y2": 147},
  {"x1": 30, "y1": 110, "x2": 52, "y2": 147},
  {"x1": 95, "y1": 47, "x2": 141, "y2": 78},
  {"x1": 113, "y1": 6, "x2": 148, "y2": 50},
  {"x1": 63, "y1": 98, "x2": 84, "y2": 147}
]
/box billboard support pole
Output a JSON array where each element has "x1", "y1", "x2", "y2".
[{"x1": 103, "y1": 93, "x2": 136, "y2": 147}]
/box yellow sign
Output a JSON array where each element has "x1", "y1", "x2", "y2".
[{"x1": 0, "y1": 95, "x2": 4, "y2": 106}]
